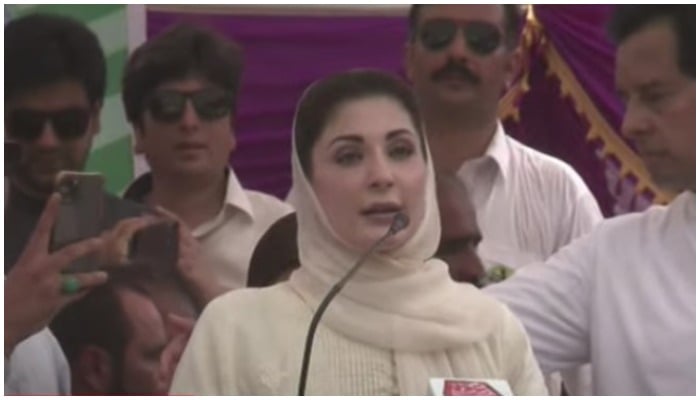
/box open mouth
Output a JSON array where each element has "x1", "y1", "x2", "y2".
[{"x1": 361, "y1": 202, "x2": 402, "y2": 219}]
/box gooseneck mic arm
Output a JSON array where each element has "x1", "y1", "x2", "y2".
[{"x1": 297, "y1": 213, "x2": 409, "y2": 395}]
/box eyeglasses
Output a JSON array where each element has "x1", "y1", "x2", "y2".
[
  {"x1": 418, "y1": 19, "x2": 502, "y2": 56},
  {"x1": 145, "y1": 88, "x2": 233, "y2": 123},
  {"x1": 6, "y1": 108, "x2": 91, "y2": 142}
]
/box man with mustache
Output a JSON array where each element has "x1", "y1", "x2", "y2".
[{"x1": 404, "y1": 4, "x2": 602, "y2": 395}]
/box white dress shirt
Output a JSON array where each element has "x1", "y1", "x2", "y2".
[
  {"x1": 457, "y1": 123, "x2": 603, "y2": 394},
  {"x1": 192, "y1": 171, "x2": 293, "y2": 289},
  {"x1": 458, "y1": 123, "x2": 603, "y2": 272},
  {"x1": 125, "y1": 169, "x2": 293, "y2": 289},
  {"x1": 486, "y1": 191, "x2": 695, "y2": 395}
]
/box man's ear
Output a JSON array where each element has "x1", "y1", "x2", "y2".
[
  {"x1": 75, "y1": 345, "x2": 115, "y2": 394},
  {"x1": 133, "y1": 123, "x2": 145, "y2": 155}
]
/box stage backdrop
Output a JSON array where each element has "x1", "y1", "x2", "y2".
[{"x1": 146, "y1": 5, "x2": 674, "y2": 217}]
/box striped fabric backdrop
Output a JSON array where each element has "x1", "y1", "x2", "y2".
[{"x1": 6, "y1": 4, "x2": 135, "y2": 193}]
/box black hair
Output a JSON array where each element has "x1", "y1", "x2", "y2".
[
  {"x1": 4, "y1": 13, "x2": 106, "y2": 105},
  {"x1": 122, "y1": 23, "x2": 244, "y2": 124},
  {"x1": 294, "y1": 69, "x2": 427, "y2": 177},
  {"x1": 50, "y1": 267, "x2": 168, "y2": 391},
  {"x1": 609, "y1": 5, "x2": 695, "y2": 78}
]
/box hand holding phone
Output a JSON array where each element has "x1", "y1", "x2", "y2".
[
  {"x1": 129, "y1": 220, "x2": 180, "y2": 276},
  {"x1": 50, "y1": 171, "x2": 105, "y2": 273}
]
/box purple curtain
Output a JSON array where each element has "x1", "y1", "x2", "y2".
[{"x1": 146, "y1": 6, "x2": 655, "y2": 216}]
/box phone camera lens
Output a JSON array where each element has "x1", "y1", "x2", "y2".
[{"x1": 59, "y1": 178, "x2": 78, "y2": 199}]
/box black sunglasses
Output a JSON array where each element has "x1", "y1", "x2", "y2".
[
  {"x1": 146, "y1": 88, "x2": 233, "y2": 123},
  {"x1": 418, "y1": 19, "x2": 502, "y2": 56},
  {"x1": 6, "y1": 108, "x2": 91, "y2": 142}
]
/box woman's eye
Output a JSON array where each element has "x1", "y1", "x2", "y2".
[
  {"x1": 335, "y1": 151, "x2": 363, "y2": 166},
  {"x1": 389, "y1": 144, "x2": 415, "y2": 160}
]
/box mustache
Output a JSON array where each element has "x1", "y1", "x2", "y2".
[{"x1": 432, "y1": 59, "x2": 480, "y2": 85}]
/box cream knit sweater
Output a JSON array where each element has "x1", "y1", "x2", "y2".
[{"x1": 170, "y1": 283, "x2": 546, "y2": 395}]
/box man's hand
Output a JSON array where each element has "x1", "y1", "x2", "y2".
[
  {"x1": 98, "y1": 215, "x2": 160, "y2": 265},
  {"x1": 154, "y1": 206, "x2": 228, "y2": 309},
  {"x1": 5, "y1": 193, "x2": 107, "y2": 358}
]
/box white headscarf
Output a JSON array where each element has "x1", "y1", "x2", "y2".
[{"x1": 286, "y1": 72, "x2": 503, "y2": 393}]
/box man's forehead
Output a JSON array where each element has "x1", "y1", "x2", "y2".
[
  {"x1": 615, "y1": 20, "x2": 682, "y2": 89},
  {"x1": 155, "y1": 75, "x2": 214, "y2": 92},
  {"x1": 118, "y1": 288, "x2": 166, "y2": 336},
  {"x1": 6, "y1": 80, "x2": 90, "y2": 111}
]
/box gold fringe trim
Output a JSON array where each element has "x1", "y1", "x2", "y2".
[{"x1": 500, "y1": 5, "x2": 673, "y2": 204}]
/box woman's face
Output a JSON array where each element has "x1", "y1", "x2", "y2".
[{"x1": 310, "y1": 96, "x2": 427, "y2": 252}]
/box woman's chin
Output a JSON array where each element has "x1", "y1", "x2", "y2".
[
  {"x1": 339, "y1": 223, "x2": 411, "y2": 254},
  {"x1": 369, "y1": 232, "x2": 409, "y2": 254}
]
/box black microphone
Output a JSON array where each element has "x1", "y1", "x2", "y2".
[{"x1": 297, "y1": 212, "x2": 410, "y2": 395}]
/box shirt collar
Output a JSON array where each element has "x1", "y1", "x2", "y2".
[
  {"x1": 481, "y1": 121, "x2": 511, "y2": 181},
  {"x1": 223, "y1": 168, "x2": 254, "y2": 219},
  {"x1": 123, "y1": 168, "x2": 254, "y2": 220}
]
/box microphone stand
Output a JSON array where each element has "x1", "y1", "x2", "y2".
[{"x1": 297, "y1": 213, "x2": 408, "y2": 395}]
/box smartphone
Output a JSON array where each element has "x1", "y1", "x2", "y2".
[
  {"x1": 50, "y1": 171, "x2": 105, "y2": 272},
  {"x1": 129, "y1": 220, "x2": 180, "y2": 276}
]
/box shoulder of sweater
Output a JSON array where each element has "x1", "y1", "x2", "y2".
[
  {"x1": 459, "y1": 284, "x2": 518, "y2": 337},
  {"x1": 202, "y1": 284, "x2": 304, "y2": 326}
]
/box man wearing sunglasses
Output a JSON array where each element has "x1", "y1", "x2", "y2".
[
  {"x1": 122, "y1": 24, "x2": 293, "y2": 304},
  {"x1": 3, "y1": 13, "x2": 155, "y2": 395},
  {"x1": 4, "y1": 13, "x2": 152, "y2": 272},
  {"x1": 404, "y1": 4, "x2": 602, "y2": 395}
]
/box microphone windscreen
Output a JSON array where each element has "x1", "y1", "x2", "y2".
[{"x1": 390, "y1": 212, "x2": 410, "y2": 234}]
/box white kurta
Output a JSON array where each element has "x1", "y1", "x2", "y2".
[
  {"x1": 486, "y1": 191, "x2": 696, "y2": 395},
  {"x1": 170, "y1": 283, "x2": 547, "y2": 396},
  {"x1": 459, "y1": 123, "x2": 603, "y2": 394}
]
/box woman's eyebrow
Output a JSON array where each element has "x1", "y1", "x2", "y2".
[{"x1": 328, "y1": 134, "x2": 363, "y2": 148}]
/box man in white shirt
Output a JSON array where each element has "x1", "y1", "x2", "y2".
[
  {"x1": 404, "y1": 4, "x2": 602, "y2": 275},
  {"x1": 404, "y1": 5, "x2": 602, "y2": 394},
  {"x1": 486, "y1": 5, "x2": 695, "y2": 395},
  {"x1": 121, "y1": 24, "x2": 292, "y2": 304}
]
